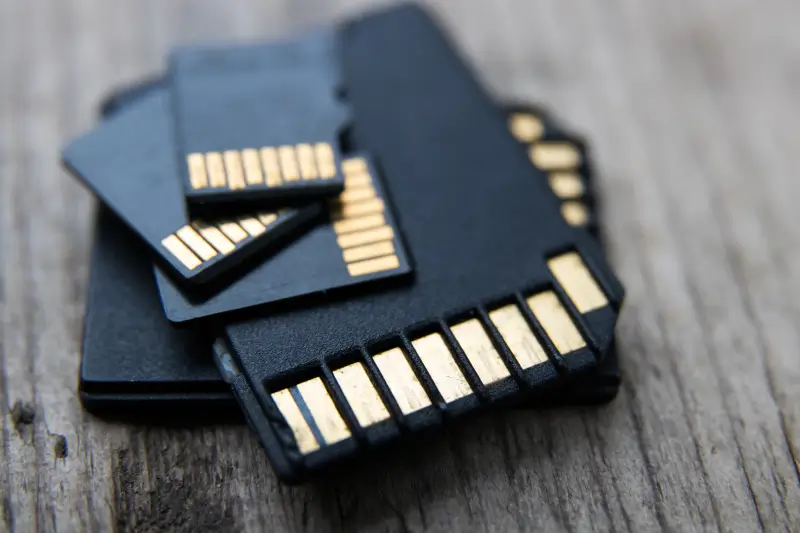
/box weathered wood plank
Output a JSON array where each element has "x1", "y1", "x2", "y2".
[{"x1": 1, "y1": 1, "x2": 799, "y2": 532}]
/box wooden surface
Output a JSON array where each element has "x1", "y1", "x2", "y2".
[{"x1": 1, "y1": 0, "x2": 799, "y2": 531}]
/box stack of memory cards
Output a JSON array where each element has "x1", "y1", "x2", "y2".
[{"x1": 64, "y1": 4, "x2": 624, "y2": 483}]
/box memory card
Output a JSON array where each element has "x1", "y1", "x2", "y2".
[
  {"x1": 215, "y1": 4, "x2": 623, "y2": 483},
  {"x1": 82, "y1": 90, "x2": 619, "y2": 416},
  {"x1": 170, "y1": 29, "x2": 349, "y2": 211},
  {"x1": 154, "y1": 153, "x2": 413, "y2": 323},
  {"x1": 62, "y1": 89, "x2": 322, "y2": 285}
]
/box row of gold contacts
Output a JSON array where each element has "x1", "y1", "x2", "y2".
[
  {"x1": 161, "y1": 212, "x2": 281, "y2": 271},
  {"x1": 187, "y1": 142, "x2": 338, "y2": 190},
  {"x1": 508, "y1": 112, "x2": 591, "y2": 227},
  {"x1": 271, "y1": 251, "x2": 609, "y2": 455},
  {"x1": 329, "y1": 157, "x2": 401, "y2": 278}
]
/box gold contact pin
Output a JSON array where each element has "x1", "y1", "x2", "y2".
[
  {"x1": 489, "y1": 304, "x2": 549, "y2": 369},
  {"x1": 278, "y1": 145, "x2": 300, "y2": 182},
  {"x1": 549, "y1": 172, "x2": 584, "y2": 199},
  {"x1": 333, "y1": 213, "x2": 386, "y2": 235},
  {"x1": 344, "y1": 173, "x2": 372, "y2": 189},
  {"x1": 333, "y1": 362, "x2": 391, "y2": 428},
  {"x1": 333, "y1": 198, "x2": 385, "y2": 219},
  {"x1": 296, "y1": 143, "x2": 319, "y2": 180},
  {"x1": 241, "y1": 148, "x2": 264, "y2": 185},
  {"x1": 315, "y1": 143, "x2": 336, "y2": 179},
  {"x1": 258, "y1": 213, "x2": 278, "y2": 226},
  {"x1": 561, "y1": 202, "x2": 589, "y2": 227},
  {"x1": 450, "y1": 319, "x2": 510, "y2": 385},
  {"x1": 205, "y1": 152, "x2": 227, "y2": 188},
  {"x1": 175, "y1": 226, "x2": 217, "y2": 261},
  {"x1": 238, "y1": 217, "x2": 266, "y2": 237},
  {"x1": 260, "y1": 147, "x2": 282, "y2": 187},
  {"x1": 223, "y1": 150, "x2": 246, "y2": 190},
  {"x1": 509, "y1": 113, "x2": 544, "y2": 143},
  {"x1": 337, "y1": 225, "x2": 394, "y2": 249},
  {"x1": 341, "y1": 157, "x2": 368, "y2": 175},
  {"x1": 529, "y1": 142, "x2": 582, "y2": 170},
  {"x1": 161, "y1": 235, "x2": 202, "y2": 270},
  {"x1": 412, "y1": 333, "x2": 472, "y2": 402},
  {"x1": 342, "y1": 241, "x2": 395, "y2": 263},
  {"x1": 297, "y1": 378, "x2": 351, "y2": 445},
  {"x1": 272, "y1": 389, "x2": 319, "y2": 454},
  {"x1": 217, "y1": 221, "x2": 248, "y2": 243},
  {"x1": 347, "y1": 255, "x2": 400, "y2": 276},
  {"x1": 193, "y1": 222, "x2": 235, "y2": 255},
  {"x1": 373, "y1": 348, "x2": 431, "y2": 415},
  {"x1": 547, "y1": 252, "x2": 608, "y2": 313},
  {"x1": 187, "y1": 153, "x2": 209, "y2": 190},
  {"x1": 339, "y1": 187, "x2": 377, "y2": 203},
  {"x1": 527, "y1": 291, "x2": 586, "y2": 354}
]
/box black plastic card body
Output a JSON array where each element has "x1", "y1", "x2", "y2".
[
  {"x1": 219, "y1": 5, "x2": 624, "y2": 483},
  {"x1": 88, "y1": 81, "x2": 619, "y2": 416},
  {"x1": 506, "y1": 104, "x2": 601, "y2": 239},
  {"x1": 170, "y1": 29, "x2": 349, "y2": 212},
  {"x1": 62, "y1": 90, "x2": 322, "y2": 286},
  {"x1": 155, "y1": 154, "x2": 413, "y2": 323},
  {"x1": 80, "y1": 208, "x2": 236, "y2": 418}
]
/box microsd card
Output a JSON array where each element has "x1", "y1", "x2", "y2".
[
  {"x1": 62, "y1": 89, "x2": 321, "y2": 285},
  {"x1": 154, "y1": 153, "x2": 412, "y2": 323},
  {"x1": 506, "y1": 104, "x2": 600, "y2": 237},
  {"x1": 170, "y1": 29, "x2": 348, "y2": 211},
  {"x1": 215, "y1": 4, "x2": 624, "y2": 483},
  {"x1": 83, "y1": 79, "x2": 618, "y2": 416}
]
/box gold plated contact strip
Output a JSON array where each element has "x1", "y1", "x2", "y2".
[
  {"x1": 296, "y1": 378, "x2": 351, "y2": 445},
  {"x1": 526, "y1": 291, "x2": 586, "y2": 354},
  {"x1": 278, "y1": 145, "x2": 300, "y2": 182},
  {"x1": 161, "y1": 235, "x2": 202, "y2": 270},
  {"x1": 450, "y1": 319, "x2": 510, "y2": 385},
  {"x1": 372, "y1": 348, "x2": 431, "y2": 415},
  {"x1": 315, "y1": 143, "x2": 336, "y2": 179},
  {"x1": 333, "y1": 363, "x2": 391, "y2": 428},
  {"x1": 175, "y1": 226, "x2": 217, "y2": 261},
  {"x1": 193, "y1": 223, "x2": 236, "y2": 255},
  {"x1": 341, "y1": 157, "x2": 368, "y2": 175},
  {"x1": 529, "y1": 142, "x2": 582, "y2": 170},
  {"x1": 489, "y1": 304, "x2": 549, "y2": 369},
  {"x1": 223, "y1": 150, "x2": 246, "y2": 190},
  {"x1": 337, "y1": 226, "x2": 394, "y2": 249},
  {"x1": 187, "y1": 153, "x2": 209, "y2": 190},
  {"x1": 258, "y1": 213, "x2": 278, "y2": 226},
  {"x1": 241, "y1": 148, "x2": 264, "y2": 185},
  {"x1": 205, "y1": 152, "x2": 227, "y2": 188},
  {"x1": 549, "y1": 172, "x2": 585, "y2": 199},
  {"x1": 347, "y1": 255, "x2": 400, "y2": 276},
  {"x1": 260, "y1": 147, "x2": 283, "y2": 187},
  {"x1": 334, "y1": 198, "x2": 385, "y2": 219},
  {"x1": 339, "y1": 187, "x2": 377, "y2": 203},
  {"x1": 547, "y1": 252, "x2": 608, "y2": 313},
  {"x1": 342, "y1": 241, "x2": 395, "y2": 263},
  {"x1": 412, "y1": 333, "x2": 472, "y2": 402},
  {"x1": 344, "y1": 173, "x2": 372, "y2": 189},
  {"x1": 272, "y1": 389, "x2": 320, "y2": 454},
  {"x1": 561, "y1": 202, "x2": 589, "y2": 226},
  {"x1": 296, "y1": 144, "x2": 319, "y2": 180},
  {"x1": 237, "y1": 217, "x2": 266, "y2": 237},
  {"x1": 217, "y1": 221, "x2": 249, "y2": 243},
  {"x1": 509, "y1": 113, "x2": 544, "y2": 143},
  {"x1": 333, "y1": 213, "x2": 386, "y2": 235}
]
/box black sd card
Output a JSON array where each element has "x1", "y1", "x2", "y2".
[
  {"x1": 507, "y1": 104, "x2": 600, "y2": 237},
  {"x1": 80, "y1": 208, "x2": 235, "y2": 416},
  {"x1": 170, "y1": 29, "x2": 348, "y2": 211},
  {"x1": 154, "y1": 153, "x2": 413, "y2": 323},
  {"x1": 214, "y1": 5, "x2": 624, "y2": 483},
  {"x1": 62, "y1": 89, "x2": 321, "y2": 285}
]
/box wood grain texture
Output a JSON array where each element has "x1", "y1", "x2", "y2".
[{"x1": 1, "y1": 0, "x2": 799, "y2": 531}]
